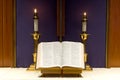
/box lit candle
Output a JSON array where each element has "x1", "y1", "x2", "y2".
[
  {"x1": 33, "y1": 9, "x2": 38, "y2": 32},
  {"x1": 82, "y1": 12, "x2": 87, "y2": 32},
  {"x1": 34, "y1": 9, "x2": 37, "y2": 13}
]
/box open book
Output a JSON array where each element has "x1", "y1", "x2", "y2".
[{"x1": 36, "y1": 41, "x2": 85, "y2": 70}]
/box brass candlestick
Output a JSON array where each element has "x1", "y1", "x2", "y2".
[
  {"x1": 81, "y1": 32, "x2": 92, "y2": 71},
  {"x1": 27, "y1": 31, "x2": 40, "y2": 71}
]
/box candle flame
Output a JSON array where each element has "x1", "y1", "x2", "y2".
[
  {"x1": 34, "y1": 9, "x2": 37, "y2": 13},
  {"x1": 83, "y1": 12, "x2": 87, "y2": 16}
]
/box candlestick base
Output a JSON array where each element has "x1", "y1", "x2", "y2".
[
  {"x1": 27, "y1": 63, "x2": 36, "y2": 71},
  {"x1": 84, "y1": 64, "x2": 92, "y2": 71},
  {"x1": 83, "y1": 53, "x2": 92, "y2": 71},
  {"x1": 27, "y1": 53, "x2": 37, "y2": 71}
]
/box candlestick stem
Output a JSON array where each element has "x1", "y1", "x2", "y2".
[
  {"x1": 80, "y1": 32, "x2": 92, "y2": 71},
  {"x1": 27, "y1": 32, "x2": 40, "y2": 71}
]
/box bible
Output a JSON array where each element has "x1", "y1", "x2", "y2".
[{"x1": 36, "y1": 41, "x2": 84, "y2": 76}]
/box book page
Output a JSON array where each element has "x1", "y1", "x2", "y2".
[
  {"x1": 36, "y1": 42, "x2": 62, "y2": 69},
  {"x1": 62, "y1": 41, "x2": 85, "y2": 69}
]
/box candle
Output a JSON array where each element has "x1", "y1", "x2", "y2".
[
  {"x1": 33, "y1": 9, "x2": 38, "y2": 32},
  {"x1": 82, "y1": 12, "x2": 87, "y2": 32}
]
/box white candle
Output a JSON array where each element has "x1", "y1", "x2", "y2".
[
  {"x1": 82, "y1": 12, "x2": 87, "y2": 32},
  {"x1": 34, "y1": 9, "x2": 38, "y2": 32}
]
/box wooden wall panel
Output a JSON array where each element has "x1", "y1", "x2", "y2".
[
  {"x1": 107, "y1": 0, "x2": 120, "y2": 67},
  {"x1": 3, "y1": 0, "x2": 14, "y2": 67},
  {"x1": 0, "y1": 0, "x2": 15, "y2": 67},
  {"x1": 0, "y1": 0, "x2": 3, "y2": 66}
]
